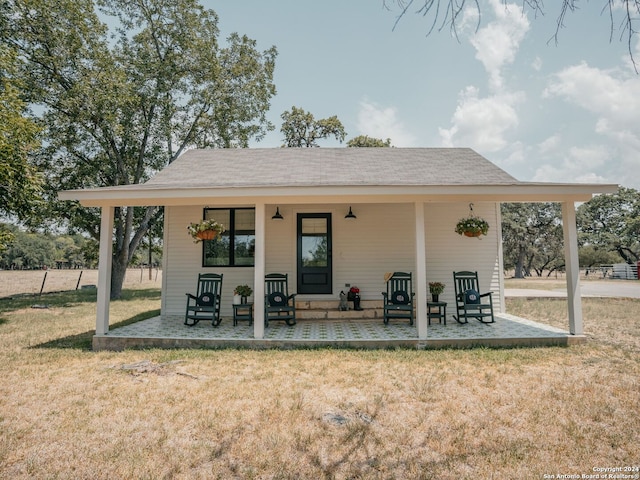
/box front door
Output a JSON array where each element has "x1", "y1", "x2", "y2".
[{"x1": 297, "y1": 213, "x2": 332, "y2": 294}]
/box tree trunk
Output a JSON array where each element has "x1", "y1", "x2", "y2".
[
  {"x1": 110, "y1": 255, "x2": 128, "y2": 300},
  {"x1": 109, "y1": 206, "x2": 156, "y2": 299},
  {"x1": 514, "y1": 245, "x2": 526, "y2": 278}
]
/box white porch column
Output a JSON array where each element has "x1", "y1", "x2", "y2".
[
  {"x1": 414, "y1": 201, "x2": 428, "y2": 339},
  {"x1": 253, "y1": 202, "x2": 266, "y2": 339},
  {"x1": 96, "y1": 206, "x2": 114, "y2": 335},
  {"x1": 562, "y1": 201, "x2": 583, "y2": 335}
]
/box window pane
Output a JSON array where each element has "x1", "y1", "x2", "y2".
[
  {"x1": 234, "y1": 234, "x2": 255, "y2": 265},
  {"x1": 204, "y1": 235, "x2": 230, "y2": 266},
  {"x1": 301, "y1": 218, "x2": 326, "y2": 234},
  {"x1": 235, "y1": 209, "x2": 255, "y2": 231},
  {"x1": 202, "y1": 208, "x2": 255, "y2": 267},
  {"x1": 235, "y1": 209, "x2": 255, "y2": 266},
  {"x1": 205, "y1": 209, "x2": 230, "y2": 228},
  {"x1": 302, "y1": 235, "x2": 328, "y2": 267}
]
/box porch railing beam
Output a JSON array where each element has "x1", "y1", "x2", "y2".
[
  {"x1": 253, "y1": 202, "x2": 266, "y2": 339},
  {"x1": 562, "y1": 201, "x2": 583, "y2": 335},
  {"x1": 96, "y1": 206, "x2": 114, "y2": 335},
  {"x1": 415, "y1": 201, "x2": 428, "y2": 339}
]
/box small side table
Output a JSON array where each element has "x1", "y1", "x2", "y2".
[
  {"x1": 427, "y1": 301, "x2": 447, "y2": 325},
  {"x1": 233, "y1": 302, "x2": 254, "y2": 326}
]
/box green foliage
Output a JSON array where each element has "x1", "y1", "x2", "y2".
[
  {"x1": 234, "y1": 284, "x2": 253, "y2": 296},
  {"x1": 0, "y1": 46, "x2": 43, "y2": 219},
  {"x1": 578, "y1": 245, "x2": 622, "y2": 268},
  {"x1": 0, "y1": 224, "x2": 15, "y2": 254},
  {"x1": 455, "y1": 215, "x2": 489, "y2": 236},
  {"x1": 501, "y1": 203, "x2": 564, "y2": 277},
  {"x1": 0, "y1": 228, "x2": 89, "y2": 269},
  {"x1": 428, "y1": 282, "x2": 445, "y2": 295},
  {"x1": 2, "y1": 0, "x2": 277, "y2": 298},
  {"x1": 346, "y1": 135, "x2": 392, "y2": 147},
  {"x1": 577, "y1": 187, "x2": 640, "y2": 264},
  {"x1": 280, "y1": 106, "x2": 346, "y2": 147},
  {"x1": 187, "y1": 219, "x2": 225, "y2": 243}
]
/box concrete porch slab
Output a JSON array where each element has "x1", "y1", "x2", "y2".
[{"x1": 93, "y1": 313, "x2": 582, "y2": 351}]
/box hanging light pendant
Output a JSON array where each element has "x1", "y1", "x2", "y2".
[
  {"x1": 272, "y1": 206, "x2": 284, "y2": 220},
  {"x1": 345, "y1": 206, "x2": 356, "y2": 219}
]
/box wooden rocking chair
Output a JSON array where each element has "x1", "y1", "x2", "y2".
[
  {"x1": 264, "y1": 273, "x2": 297, "y2": 327},
  {"x1": 452, "y1": 271, "x2": 495, "y2": 324},
  {"x1": 184, "y1": 273, "x2": 223, "y2": 327},
  {"x1": 382, "y1": 271, "x2": 415, "y2": 325}
]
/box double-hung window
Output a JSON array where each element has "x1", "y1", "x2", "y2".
[{"x1": 203, "y1": 208, "x2": 255, "y2": 267}]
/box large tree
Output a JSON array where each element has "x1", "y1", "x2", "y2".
[
  {"x1": 385, "y1": 1, "x2": 640, "y2": 69},
  {"x1": 577, "y1": 187, "x2": 640, "y2": 265},
  {"x1": 501, "y1": 202, "x2": 564, "y2": 277},
  {"x1": 0, "y1": 46, "x2": 42, "y2": 220},
  {"x1": 2, "y1": 0, "x2": 277, "y2": 298},
  {"x1": 280, "y1": 106, "x2": 346, "y2": 147},
  {"x1": 346, "y1": 135, "x2": 392, "y2": 147}
]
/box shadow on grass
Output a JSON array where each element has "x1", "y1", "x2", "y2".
[
  {"x1": 0, "y1": 287, "x2": 160, "y2": 313},
  {"x1": 0, "y1": 288, "x2": 161, "y2": 351},
  {"x1": 33, "y1": 308, "x2": 162, "y2": 351}
]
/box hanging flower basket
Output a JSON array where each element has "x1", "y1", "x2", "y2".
[
  {"x1": 455, "y1": 204, "x2": 489, "y2": 238},
  {"x1": 187, "y1": 219, "x2": 225, "y2": 243}
]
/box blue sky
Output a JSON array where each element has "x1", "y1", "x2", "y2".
[{"x1": 209, "y1": 0, "x2": 640, "y2": 189}]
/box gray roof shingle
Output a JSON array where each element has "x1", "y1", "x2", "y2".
[{"x1": 146, "y1": 148, "x2": 520, "y2": 188}]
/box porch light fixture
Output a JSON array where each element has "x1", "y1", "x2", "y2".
[
  {"x1": 272, "y1": 206, "x2": 284, "y2": 220},
  {"x1": 345, "y1": 206, "x2": 357, "y2": 219}
]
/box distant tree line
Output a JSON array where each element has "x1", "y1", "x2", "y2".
[
  {"x1": 0, "y1": 224, "x2": 162, "y2": 270},
  {"x1": 502, "y1": 187, "x2": 639, "y2": 278}
]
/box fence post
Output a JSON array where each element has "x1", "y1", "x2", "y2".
[
  {"x1": 76, "y1": 270, "x2": 83, "y2": 290},
  {"x1": 39, "y1": 271, "x2": 48, "y2": 297}
]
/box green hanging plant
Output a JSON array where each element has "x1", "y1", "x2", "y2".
[
  {"x1": 187, "y1": 219, "x2": 225, "y2": 243},
  {"x1": 455, "y1": 203, "x2": 489, "y2": 238}
]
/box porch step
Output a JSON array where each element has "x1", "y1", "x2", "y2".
[
  {"x1": 296, "y1": 307, "x2": 384, "y2": 320},
  {"x1": 295, "y1": 300, "x2": 384, "y2": 321}
]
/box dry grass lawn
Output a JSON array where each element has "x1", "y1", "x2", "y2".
[
  {"x1": 0, "y1": 268, "x2": 162, "y2": 298},
  {"x1": 0, "y1": 274, "x2": 638, "y2": 479}
]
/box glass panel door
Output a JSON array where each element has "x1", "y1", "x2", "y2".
[{"x1": 297, "y1": 213, "x2": 332, "y2": 294}]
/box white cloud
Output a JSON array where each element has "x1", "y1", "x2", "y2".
[
  {"x1": 439, "y1": 86, "x2": 524, "y2": 152},
  {"x1": 532, "y1": 145, "x2": 612, "y2": 184},
  {"x1": 537, "y1": 135, "x2": 561, "y2": 154},
  {"x1": 532, "y1": 56, "x2": 542, "y2": 71},
  {"x1": 356, "y1": 99, "x2": 416, "y2": 147},
  {"x1": 439, "y1": 1, "x2": 528, "y2": 152},
  {"x1": 544, "y1": 61, "x2": 640, "y2": 188},
  {"x1": 469, "y1": 0, "x2": 530, "y2": 90}
]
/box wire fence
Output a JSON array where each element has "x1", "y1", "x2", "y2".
[{"x1": 0, "y1": 268, "x2": 162, "y2": 299}]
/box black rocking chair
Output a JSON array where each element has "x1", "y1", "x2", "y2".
[
  {"x1": 452, "y1": 270, "x2": 495, "y2": 324},
  {"x1": 382, "y1": 271, "x2": 415, "y2": 325},
  {"x1": 184, "y1": 273, "x2": 223, "y2": 327},
  {"x1": 264, "y1": 273, "x2": 297, "y2": 327}
]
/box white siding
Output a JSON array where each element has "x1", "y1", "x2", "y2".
[
  {"x1": 163, "y1": 202, "x2": 503, "y2": 318},
  {"x1": 164, "y1": 205, "x2": 256, "y2": 318},
  {"x1": 265, "y1": 204, "x2": 415, "y2": 301},
  {"x1": 424, "y1": 202, "x2": 503, "y2": 312}
]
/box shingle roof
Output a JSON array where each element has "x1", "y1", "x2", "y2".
[{"x1": 146, "y1": 148, "x2": 520, "y2": 188}]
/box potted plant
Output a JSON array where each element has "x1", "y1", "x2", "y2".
[
  {"x1": 428, "y1": 282, "x2": 445, "y2": 302},
  {"x1": 347, "y1": 286, "x2": 363, "y2": 311},
  {"x1": 187, "y1": 219, "x2": 225, "y2": 243},
  {"x1": 455, "y1": 214, "x2": 489, "y2": 238},
  {"x1": 234, "y1": 284, "x2": 253, "y2": 304}
]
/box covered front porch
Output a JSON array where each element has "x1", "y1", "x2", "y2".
[
  {"x1": 92, "y1": 313, "x2": 582, "y2": 351},
  {"x1": 58, "y1": 148, "x2": 618, "y2": 351}
]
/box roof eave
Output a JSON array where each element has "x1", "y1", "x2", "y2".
[{"x1": 58, "y1": 182, "x2": 620, "y2": 207}]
